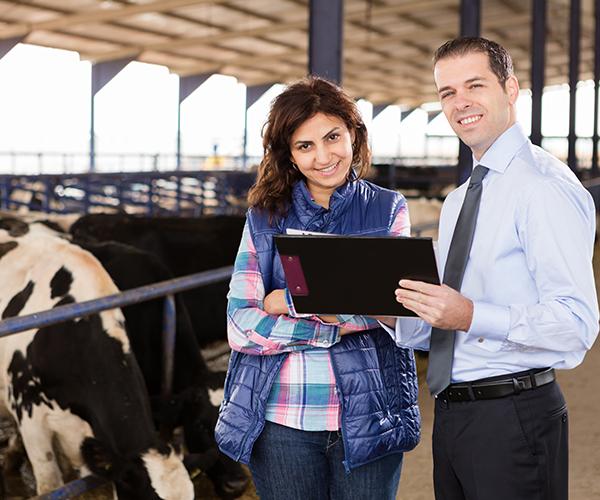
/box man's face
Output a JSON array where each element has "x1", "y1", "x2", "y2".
[{"x1": 434, "y1": 52, "x2": 519, "y2": 160}]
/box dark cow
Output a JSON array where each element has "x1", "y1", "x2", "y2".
[
  {"x1": 70, "y1": 214, "x2": 245, "y2": 347},
  {"x1": 0, "y1": 217, "x2": 193, "y2": 499},
  {"x1": 74, "y1": 238, "x2": 248, "y2": 498}
]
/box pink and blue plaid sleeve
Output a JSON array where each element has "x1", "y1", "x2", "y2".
[
  {"x1": 390, "y1": 202, "x2": 410, "y2": 237},
  {"x1": 227, "y1": 221, "x2": 340, "y2": 355}
]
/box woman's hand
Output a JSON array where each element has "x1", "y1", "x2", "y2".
[
  {"x1": 263, "y1": 289, "x2": 288, "y2": 315},
  {"x1": 318, "y1": 315, "x2": 339, "y2": 323}
]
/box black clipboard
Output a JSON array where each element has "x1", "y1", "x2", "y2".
[{"x1": 275, "y1": 234, "x2": 440, "y2": 317}]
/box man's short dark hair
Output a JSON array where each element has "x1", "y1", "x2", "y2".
[{"x1": 433, "y1": 37, "x2": 514, "y2": 86}]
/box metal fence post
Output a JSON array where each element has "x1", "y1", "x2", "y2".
[{"x1": 161, "y1": 294, "x2": 176, "y2": 400}]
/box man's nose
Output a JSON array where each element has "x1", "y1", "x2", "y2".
[{"x1": 454, "y1": 93, "x2": 472, "y2": 110}]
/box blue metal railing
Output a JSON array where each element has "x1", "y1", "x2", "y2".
[
  {"x1": 0, "y1": 266, "x2": 233, "y2": 338},
  {"x1": 0, "y1": 170, "x2": 256, "y2": 216}
]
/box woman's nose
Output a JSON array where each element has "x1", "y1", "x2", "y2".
[{"x1": 315, "y1": 145, "x2": 331, "y2": 164}]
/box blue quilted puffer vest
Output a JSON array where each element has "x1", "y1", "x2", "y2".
[{"x1": 215, "y1": 179, "x2": 420, "y2": 471}]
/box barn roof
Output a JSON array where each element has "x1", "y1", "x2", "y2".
[{"x1": 0, "y1": 0, "x2": 593, "y2": 106}]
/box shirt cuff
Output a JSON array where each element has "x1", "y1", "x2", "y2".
[
  {"x1": 314, "y1": 322, "x2": 341, "y2": 348},
  {"x1": 466, "y1": 301, "x2": 510, "y2": 350},
  {"x1": 378, "y1": 319, "x2": 396, "y2": 337}
]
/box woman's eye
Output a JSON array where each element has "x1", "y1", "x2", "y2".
[{"x1": 328, "y1": 133, "x2": 340, "y2": 141}]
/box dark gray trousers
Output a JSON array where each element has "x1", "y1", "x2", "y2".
[{"x1": 433, "y1": 380, "x2": 568, "y2": 500}]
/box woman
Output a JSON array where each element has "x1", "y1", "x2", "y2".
[{"x1": 215, "y1": 77, "x2": 420, "y2": 499}]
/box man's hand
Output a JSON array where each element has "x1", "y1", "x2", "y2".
[
  {"x1": 395, "y1": 279, "x2": 473, "y2": 331},
  {"x1": 263, "y1": 289, "x2": 288, "y2": 315}
]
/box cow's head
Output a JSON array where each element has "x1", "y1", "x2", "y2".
[{"x1": 81, "y1": 437, "x2": 194, "y2": 500}]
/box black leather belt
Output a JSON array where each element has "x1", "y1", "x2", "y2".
[{"x1": 438, "y1": 368, "x2": 555, "y2": 402}]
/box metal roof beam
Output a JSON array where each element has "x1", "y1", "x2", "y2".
[
  {"x1": 0, "y1": 0, "x2": 230, "y2": 39},
  {"x1": 79, "y1": 0, "x2": 454, "y2": 64},
  {"x1": 0, "y1": 35, "x2": 24, "y2": 61}
]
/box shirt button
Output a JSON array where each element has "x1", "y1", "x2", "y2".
[{"x1": 478, "y1": 337, "x2": 484, "y2": 343}]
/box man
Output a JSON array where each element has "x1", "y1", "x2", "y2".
[{"x1": 381, "y1": 37, "x2": 599, "y2": 500}]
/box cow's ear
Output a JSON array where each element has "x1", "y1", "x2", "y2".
[{"x1": 81, "y1": 437, "x2": 119, "y2": 479}]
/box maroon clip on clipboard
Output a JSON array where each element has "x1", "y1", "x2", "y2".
[{"x1": 279, "y1": 254, "x2": 310, "y2": 296}]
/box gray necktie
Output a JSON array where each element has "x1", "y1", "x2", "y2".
[{"x1": 426, "y1": 164, "x2": 489, "y2": 396}]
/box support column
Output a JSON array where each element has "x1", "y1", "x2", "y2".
[
  {"x1": 531, "y1": 0, "x2": 547, "y2": 147},
  {"x1": 457, "y1": 0, "x2": 481, "y2": 185},
  {"x1": 568, "y1": 0, "x2": 581, "y2": 172},
  {"x1": 593, "y1": 0, "x2": 600, "y2": 173},
  {"x1": 90, "y1": 57, "x2": 135, "y2": 171},
  {"x1": 177, "y1": 73, "x2": 212, "y2": 170},
  {"x1": 308, "y1": 0, "x2": 344, "y2": 83},
  {"x1": 242, "y1": 83, "x2": 273, "y2": 169}
]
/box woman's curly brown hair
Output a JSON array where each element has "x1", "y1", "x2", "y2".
[{"x1": 247, "y1": 77, "x2": 371, "y2": 216}]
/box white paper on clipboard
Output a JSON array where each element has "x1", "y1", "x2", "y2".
[{"x1": 286, "y1": 228, "x2": 337, "y2": 236}]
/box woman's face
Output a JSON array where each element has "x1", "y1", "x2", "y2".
[{"x1": 289, "y1": 113, "x2": 354, "y2": 203}]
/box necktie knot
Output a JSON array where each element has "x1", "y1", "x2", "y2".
[{"x1": 469, "y1": 164, "x2": 489, "y2": 187}]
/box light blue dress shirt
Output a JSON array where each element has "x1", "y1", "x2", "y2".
[{"x1": 388, "y1": 123, "x2": 599, "y2": 383}]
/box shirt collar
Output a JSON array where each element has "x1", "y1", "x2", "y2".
[
  {"x1": 471, "y1": 122, "x2": 529, "y2": 174},
  {"x1": 292, "y1": 176, "x2": 356, "y2": 220}
]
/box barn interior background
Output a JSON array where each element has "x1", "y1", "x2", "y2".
[{"x1": 0, "y1": 0, "x2": 598, "y2": 499}]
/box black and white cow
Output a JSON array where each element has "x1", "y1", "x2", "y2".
[
  {"x1": 74, "y1": 238, "x2": 248, "y2": 498},
  {"x1": 8, "y1": 213, "x2": 248, "y2": 497},
  {"x1": 0, "y1": 217, "x2": 194, "y2": 499}
]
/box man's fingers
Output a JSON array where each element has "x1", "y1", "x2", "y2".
[
  {"x1": 398, "y1": 279, "x2": 442, "y2": 295},
  {"x1": 396, "y1": 295, "x2": 438, "y2": 318},
  {"x1": 395, "y1": 288, "x2": 421, "y2": 302},
  {"x1": 396, "y1": 288, "x2": 440, "y2": 307}
]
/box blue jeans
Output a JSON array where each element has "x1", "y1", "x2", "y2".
[{"x1": 249, "y1": 421, "x2": 403, "y2": 500}]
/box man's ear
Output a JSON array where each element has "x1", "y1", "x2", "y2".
[{"x1": 505, "y1": 75, "x2": 520, "y2": 104}]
